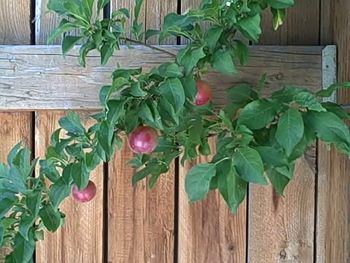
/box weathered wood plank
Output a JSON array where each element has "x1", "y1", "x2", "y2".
[
  {"x1": 0, "y1": 0, "x2": 31, "y2": 44},
  {"x1": 34, "y1": 3, "x2": 105, "y2": 262},
  {"x1": 108, "y1": 140, "x2": 174, "y2": 263},
  {"x1": 0, "y1": 0, "x2": 33, "y2": 260},
  {"x1": 248, "y1": 5, "x2": 320, "y2": 263},
  {"x1": 260, "y1": 1, "x2": 320, "y2": 45},
  {"x1": 0, "y1": 45, "x2": 323, "y2": 110},
  {"x1": 178, "y1": 138, "x2": 247, "y2": 263},
  {"x1": 318, "y1": 1, "x2": 350, "y2": 262},
  {"x1": 107, "y1": 3, "x2": 175, "y2": 262},
  {"x1": 35, "y1": 112, "x2": 104, "y2": 263}
]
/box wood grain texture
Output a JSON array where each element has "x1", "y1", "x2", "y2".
[
  {"x1": 0, "y1": 0, "x2": 31, "y2": 44},
  {"x1": 248, "y1": 4, "x2": 320, "y2": 262},
  {"x1": 108, "y1": 140, "x2": 174, "y2": 263},
  {"x1": 34, "y1": 9, "x2": 105, "y2": 263},
  {"x1": 107, "y1": 3, "x2": 175, "y2": 262},
  {"x1": 317, "y1": 1, "x2": 350, "y2": 262},
  {"x1": 0, "y1": 1, "x2": 32, "y2": 260},
  {"x1": 35, "y1": 0, "x2": 60, "y2": 44},
  {"x1": 178, "y1": 138, "x2": 247, "y2": 263},
  {"x1": 0, "y1": 45, "x2": 323, "y2": 110},
  {"x1": 35, "y1": 111, "x2": 104, "y2": 263},
  {"x1": 260, "y1": 1, "x2": 320, "y2": 45}
]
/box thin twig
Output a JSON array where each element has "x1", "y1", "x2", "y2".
[{"x1": 121, "y1": 37, "x2": 178, "y2": 58}]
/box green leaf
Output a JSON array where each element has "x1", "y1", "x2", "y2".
[
  {"x1": 7, "y1": 234, "x2": 35, "y2": 263},
  {"x1": 101, "y1": 42, "x2": 115, "y2": 65},
  {"x1": 97, "y1": 121, "x2": 114, "y2": 159},
  {"x1": 39, "y1": 159, "x2": 60, "y2": 182},
  {"x1": 212, "y1": 49, "x2": 237, "y2": 75},
  {"x1": 130, "y1": 82, "x2": 147, "y2": 97},
  {"x1": 39, "y1": 203, "x2": 62, "y2": 232},
  {"x1": 177, "y1": 46, "x2": 206, "y2": 75},
  {"x1": 97, "y1": 0, "x2": 111, "y2": 13},
  {"x1": 158, "y1": 63, "x2": 183, "y2": 78},
  {"x1": 205, "y1": 26, "x2": 223, "y2": 49},
  {"x1": 316, "y1": 82, "x2": 350, "y2": 98},
  {"x1": 185, "y1": 163, "x2": 217, "y2": 202},
  {"x1": 275, "y1": 109, "x2": 304, "y2": 156},
  {"x1": 7, "y1": 142, "x2": 22, "y2": 165},
  {"x1": 294, "y1": 92, "x2": 326, "y2": 112},
  {"x1": 267, "y1": 0, "x2": 294, "y2": 9},
  {"x1": 59, "y1": 112, "x2": 85, "y2": 135},
  {"x1": 217, "y1": 160, "x2": 247, "y2": 213},
  {"x1": 322, "y1": 102, "x2": 350, "y2": 120},
  {"x1": 181, "y1": 75, "x2": 197, "y2": 101},
  {"x1": 48, "y1": 19, "x2": 76, "y2": 44},
  {"x1": 49, "y1": 178, "x2": 72, "y2": 208},
  {"x1": 145, "y1": 29, "x2": 160, "y2": 40},
  {"x1": 267, "y1": 168, "x2": 290, "y2": 195},
  {"x1": 305, "y1": 111, "x2": 350, "y2": 155},
  {"x1": 71, "y1": 162, "x2": 89, "y2": 190},
  {"x1": 0, "y1": 193, "x2": 16, "y2": 217},
  {"x1": 0, "y1": 224, "x2": 3, "y2": 246},
  {"x1": 47, "y1": 0, "x2": 66, "y2": 14},
  {"x1": 79, "y1": 41, "x2": 96, "y2": 67},
  {"x1": 271, "y1": 8, "x2": 286, "y2": 30},
  {"x1": 227, "y1": 83, "x2": 256, "y2": 104},
  {"x1": 238, "y1": 99, "x2": 279, "y2": 130},
  {"x1": 234, "y1": 40, "x2": 249, "y2": 65},
  {"x1": 237, "y1": 14, "x2": 262, "y2": 42},
  {"x1": 19, "y1": 216, "x2": 35, "y2": 241},
  {"x1": 158, "y1": 78, "x2": 185, "y2": 113},
  {"x1": 133, "y1": 0, "x2": 144, "y2": 26},
  {"x1": 233, "y1": 147, "x2": 267, "y2": 184},
  {"x1": 62, "y1": 36, "x2": 82, "y2": 55},
  {"x1": 255, "y1": 146, "x2": 288, "y2": 167},
  {"x1": 26, "y1": 191, "x2": 41, "y2": 217}
]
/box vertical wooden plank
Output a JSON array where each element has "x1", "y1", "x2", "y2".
[
  {"x1": 178, "y1": 1, "x2": 247, "y2": 263},
  {"x1": 107, "y1": 1, "x2": 175, "y2": 262},
  {"x1": 260, "y1": 1, "x2": 320, "y2": 45},
  {"x1": 35, "y1": 0, "x2": 60, "y2": 44},
  {"x1": 248, "y1": 3, "x2": 319, "y2": 262},
  {"x1": 318, "y1": 1, "x2": 350, "y2": 262},
  {"x1": 35, "y1": 112, "x2": 104, "y2": 263},
  {"x1": 0, "y1": 0, "x2": 33, "y2": 260},
  {"x1": 179, "y1": 139, "x2": 247, "y2": 263},
  {"x1": 35, "y1": 2, "x2": 104, "y2": 262},
  {"x1": 0, "y1": 0, "x2": 31, "y2": 44}
]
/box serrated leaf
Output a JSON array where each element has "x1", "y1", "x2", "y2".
[
  {"x1": 275, "y1": 109, "x2": 304, "y2": 156},
  {"x1": 233, "y1": 147, "x2": 266, "y2": 184},
  {"x1": 158, "y1": 78, "x2": 185, "y2": 113},
  {"x1": 255, "y1": 146, "x2": 288, "y2": 167},
  {"x1": 49, "y1": 178, "x2": 72, "y2": 208},
  {"x1": 217, "y1": 160, "x2": 247, "y2": 213},
  {"x1": 158, "y1": 63, "x2": 183, "y2": 78},
  {"x1": 48, "y1": 19, "x2": 76, "y2": 44},
  {"x1": 59, "y1": 112, "x2": 85, "y2": 135},
  {"x1": 238, "y1": 99, "x2": 279, "y2": 130},
  {"x1": 70, "y1": 162, "x2": 89, "y2": 190},
  {"x1": 177, "y1": 46, "x2": 206, "y2": 75},
  {"x1": 267, "y1": 168, "x2": 290, "y2": 195},
  {"x1": 39, "y1": 203, "x2": 62, "y2": 232},
  {"x1": 185, "y1": 163, "x2": 217, "y2": 202},
  {"x1": 237, "y1": 14, "x2": 262, "y2": 42},
  {"x1": 212, "y1": 49, "x2": 237, "y2": 75},
  {"x1": 234, "y1": 40, "x2": 249, "y2": 65},
  {"x1": 322, "y1": 102, "x2": 350, "y2": 120},
  {"x1": 205, "y1": 26, "x2": 223, "y2": 49},
  {"x1": 267, "y1": 0, "x2": 294, "y2": 9},
  {"x1": 62, "y1": 36, "x2": 82, "y2": 55},
  {"x1": 7, "y1": 234, "x2": 35, "y2": 263},
  {"x1": 305, "y1": 111, "x2": 350, "y2": 155},
  {"x1": 294, "y1": 92, "x2": 326, "y2": 112}
]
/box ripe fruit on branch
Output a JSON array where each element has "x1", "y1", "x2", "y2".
[
  {"x1": 72, "y1": 180, "x2": 97, "y2": 203},
  {"x1": 195, "y1": 80, "x2": 213, "y2": 106},
  {"x1": 128, "y1": 126, "x2": 159, "y2": 154}
]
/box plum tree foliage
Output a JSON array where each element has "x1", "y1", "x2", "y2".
[{"x1": 1, "y1": 0, "x2": 350, "y2": 261}]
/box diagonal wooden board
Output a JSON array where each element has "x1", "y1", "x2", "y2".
[{"x1": 0, "y1": 45, "x2": 326, "y2": 110}]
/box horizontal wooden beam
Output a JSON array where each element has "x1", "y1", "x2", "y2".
[{"x1": 0, "y1": 45, "x2": 327, "y2": 110}]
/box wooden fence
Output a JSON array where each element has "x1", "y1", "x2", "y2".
[{"x1": 0, "y1": 0, "x2": 349, "y2": 262}]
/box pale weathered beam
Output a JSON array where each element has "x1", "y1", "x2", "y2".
[{"x1": 0, "y1": 45, "x2": 323, "y2": 110}]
